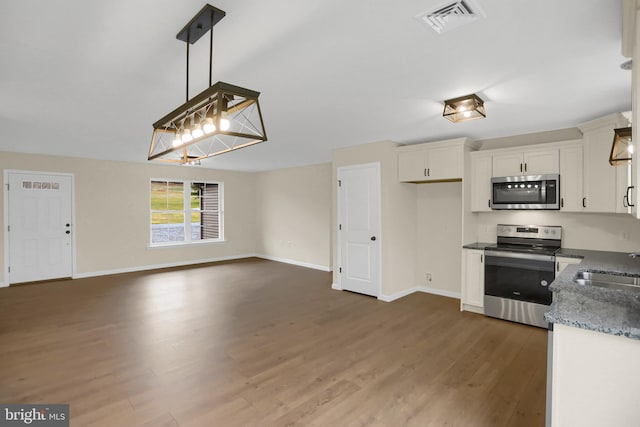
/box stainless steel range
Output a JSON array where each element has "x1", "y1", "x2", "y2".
[{"x1": 484, "y1": 224, "x2": 562, "y2": 328}]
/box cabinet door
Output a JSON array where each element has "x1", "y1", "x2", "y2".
[
  {"x1": 559, "y1": 145, "x2": 584, "y2": 212},
  {"x1": 471, "y1": 155, "x2": 493, "y2": 212},
  {"x1": 398, "y1": 150, "x2": 427, "y2": 182},
  {"x1": 583, "y1": 127, "x2": 617, "y2": 212},
  {"x1": 492, "y1": 152, "x2": 524, "y2": 177},
  {"x1": 462, "y1": 249, "x2": 484, "y2": 309},
  {"x1": 616, "y1": 164, "x2": 632, "y2": 214},
  {"x1": 555, "y1": 256, "x2": 582, "y2": 277},
  {"x1": 524, "y1": 148, "x2": 559, "y2": 175},
  {"x1": 427, "y1": 146, "x2": 462, "y2": 180}
]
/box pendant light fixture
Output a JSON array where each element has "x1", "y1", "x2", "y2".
[
  {"x1": 609, "y1": 127, "x2": 633, "y2": 166},
  {"x1": 149, "y1": 4, "x2": 267, "y2": 164},
  {"x1": 443, "y1": 93, "x2": 486, "y2": 123}
]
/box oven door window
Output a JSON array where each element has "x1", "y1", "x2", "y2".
[
  {"x1": 484, "y1": 255, "x2": 554, "y2": 305},
  {"x1": 493, "y1": 181, "x2": 544, "y2": 205}
]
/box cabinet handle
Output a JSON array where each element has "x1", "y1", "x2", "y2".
[
  {"x1": 561, "y1": 198, "x2": 564, "y2": 208},
  {"x1": 582, "y1": 197, "x2": 587, "y2": 208},
  {"x1": 424, "y1": 168, "x2": 427, "y2": 177},
  {"x1": 627, "y1": 186, "x2": 635, "y2": 207},
  {"x1": 520, "y1": 163, "x2": 523, "y2": 173},
  {"x1": 488, "y1": 199, "x2": 491, "y2": 208},
  {"x1": 524, "y1": 163, "x2": 528, "y2": 172},
  {"x1": 556, "y1": 261, "x2": 560, "y2": 272},
  {"x1": 624, "y1": 195, "x2": 629, "y2": 208},
  {"x1": 427, "y1": 168, "x2": 430, "y2": 177}
]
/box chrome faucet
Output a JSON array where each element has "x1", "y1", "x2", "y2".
[{"x1": 629, "y1": 252, "x2": 640, "y2": 259}]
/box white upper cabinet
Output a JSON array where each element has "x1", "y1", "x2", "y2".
[
  {"x1": 398, "y1": 138, "x2": 468, "y2": 182},
  {"x1": 492, "y1": 147, "x2": 559, "y2": 177},
  {"x1": 578, "y1": 113, "x2": 629, "y2": 213},
  {"x1": 559, "y1": 143, "x2": 584, "y2": 212},
  {"x1": 470, "y1": 153, "x2": 493, "y2": 212}
]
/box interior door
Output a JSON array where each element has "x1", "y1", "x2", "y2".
[
  {"x1": 7, "y1": 172, "x2": 73, "y2": 284},
  {"x1": 338, "y1": 163, "x2": 381, "y2": 297}
]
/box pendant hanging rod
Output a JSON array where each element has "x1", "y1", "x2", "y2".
[
  {"x1": 186, "y1": 40, "x2": 190, "y2": 102},
  {"x1": 209, "y1": 12, "x2": 214, "y2": 87}
]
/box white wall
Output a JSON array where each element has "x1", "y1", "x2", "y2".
[
  {"x1": 255, "y1": 163, "x2": 331, "y2": 270},
  {"x1": 0, "y1": 151, "x2": 259, "y2": 278},
  {"x1": 332, "y1": 141, "x2": 417, "y2": 298},
  {"x1": 416, "y1": 182, "x2": 462, "y2": 296},
  {"x1": 473, "y1": 211, "x2": 640, "y2": 252}
]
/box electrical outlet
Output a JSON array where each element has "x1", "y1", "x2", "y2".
[{"x1": 426, "y1": 273, "x2": 432, "y2": 282}]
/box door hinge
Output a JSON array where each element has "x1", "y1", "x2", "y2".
[
  {"x1": 338, "y1": 180, "x2": 342, "y2": 187},
  {"x1": 7, "y1": 266, "x2": 10, "y2": 273},
  {"x1": 7, "y1": 225, "x2": 10, "y2": 232},
  {"x1": 339, "y1": 224, "x2": 342, "y2": 230},
  {"x1": 5, "y1": 183, "x2": 9, "y2": 191},
  {"x1": 339, "y1": 267, "x2": 342, "y2": 273}
]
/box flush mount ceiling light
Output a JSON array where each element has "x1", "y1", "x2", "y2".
[
  {"x1": 609, "y1": 127, "x2": 633, "y2": 166},
  {"x1": 149, "y1": 4, "x2": 267, "y2": 165},
  {"x1": 443, "y1": 93, "x2": 486, "y2": 123}
]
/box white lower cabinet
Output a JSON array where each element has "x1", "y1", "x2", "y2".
[
  {"x1": 550, "y1": 324, "x2": 640, "y2": 426},
  {"x1": 555, "y1": 256, "x2": 582, "y2": 277},
  {"x1": 461, "y1": 249, "x2": 484, "y2": 313}
]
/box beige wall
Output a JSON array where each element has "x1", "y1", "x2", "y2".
[
  {"x1": 255, "y1": 163, "x2": 331, "y2": 269},
  {"x1": 0, "y1": 152, "x2": 258, "y2": 278},
  {"x1": 332, "y1": 141, "x2": 417, "y2": 297},
  {"x1": 416, "y1": 182, "x2": 463, "y2": 295}
]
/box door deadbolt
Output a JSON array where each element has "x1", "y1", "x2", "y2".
[{"x1": 371, "y1": 236, "x2": 376, "y2": 241}]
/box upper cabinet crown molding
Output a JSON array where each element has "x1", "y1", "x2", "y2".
[{"x1": 577, "y1": 112, "x2": 629, "y2": 134}]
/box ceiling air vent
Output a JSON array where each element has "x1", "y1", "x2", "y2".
[{"x1": 417, "y1": 0, "x2": 486, "y2": 35}]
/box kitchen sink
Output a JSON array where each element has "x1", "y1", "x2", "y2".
[{"x1": 573, "y1": 271, "x2": 640, "y2": 292}]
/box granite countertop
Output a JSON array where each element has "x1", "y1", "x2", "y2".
[
  {"x1": 462, "y1": 242, "x2": 493, "y2": 250},
  {"x1": 546, "y1": 248, "x2": 640, "y2": 340}
]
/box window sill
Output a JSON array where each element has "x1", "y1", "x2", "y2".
[{"x1": 147, "y1": 239, "x2": 227, "y2": 249}]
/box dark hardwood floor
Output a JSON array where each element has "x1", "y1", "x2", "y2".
[{"x1": 0, "y1": 258, "x2": 547, "y2": 426}]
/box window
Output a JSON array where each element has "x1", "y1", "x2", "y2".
[{"x1": 150, "y1": 180, "x2": 223, "y2": 245}]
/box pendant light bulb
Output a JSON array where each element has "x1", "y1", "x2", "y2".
[
  {"x1": 220, "y1": 118, "x2": 230, "y2": 131},
  {"x1": 192, "y1": 124, "x2": 204, "y2": 139},
  {"x1": 202, "y1": 118, "x2": 216, "y2": 134},
  {"x1": 181, "y1": 129, "x2": 193, "y2": 143},
  {"x1": 172, "y1": 133, "x2": 183, "y2": 147}
]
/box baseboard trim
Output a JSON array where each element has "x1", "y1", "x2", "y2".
[
  {"x1": 0, "y1": 281, "x2": 5, "y2": 288},
  {"x1": 418, "y1": 286, "x2": 461, "y2": 299},
  {"x1": 331, "y1": 283, "x2": 342, "y2": 290},
  {"x1": 73, "y1": 253, "x2": 259, "y2": 279},
  {"x1": 379, "y1": 286, "x2": 461, "y2": 302},
  {"x1": 255, "y1": 255, "x2": 331, "y2": 272}
]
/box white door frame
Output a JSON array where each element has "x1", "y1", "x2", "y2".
[
  {"x1": 3, "y1": 170, "x2": 77, "y2": 287},
  {"x1": 336, "y1": 162, "x2": 382, "y2": 297}
]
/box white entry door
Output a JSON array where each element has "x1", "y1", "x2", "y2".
[
  {"x1": 7, "y1": 172, "x2": 73, "y2": 284},
  {"x1": 338, "y1": 163, "x2": 381, "y2": 297}
]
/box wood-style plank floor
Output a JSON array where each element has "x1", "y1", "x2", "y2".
[{"x1": 0, "y1": 258, "x2": 547, "y2": 426}]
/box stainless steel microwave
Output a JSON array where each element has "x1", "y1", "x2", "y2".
[{"x1": 491, "y1": 174, "x2": 560, "y2": 210}]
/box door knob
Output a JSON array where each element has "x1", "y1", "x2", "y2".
[
  {"x1": 65, "y1": 230, "x2": 70, "y2": 234},
  {"x1": 370, "y1": 236, "x2": 376, "y2": 241},
  {"x1": 66, "y1": 223, "x2": 70, "y2": 227}
]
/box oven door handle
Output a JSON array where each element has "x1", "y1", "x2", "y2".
[{"x1": 484, "y1": 250, "x2": 555, "y2": 262}]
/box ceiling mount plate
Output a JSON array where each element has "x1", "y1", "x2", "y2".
[{"x1": 176, "y1": 4, "x2": 226, "y2": 44}]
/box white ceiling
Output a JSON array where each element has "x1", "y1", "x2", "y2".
[{"x1": 0, "y1": 0, "x2": 631, "y2": 171}]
